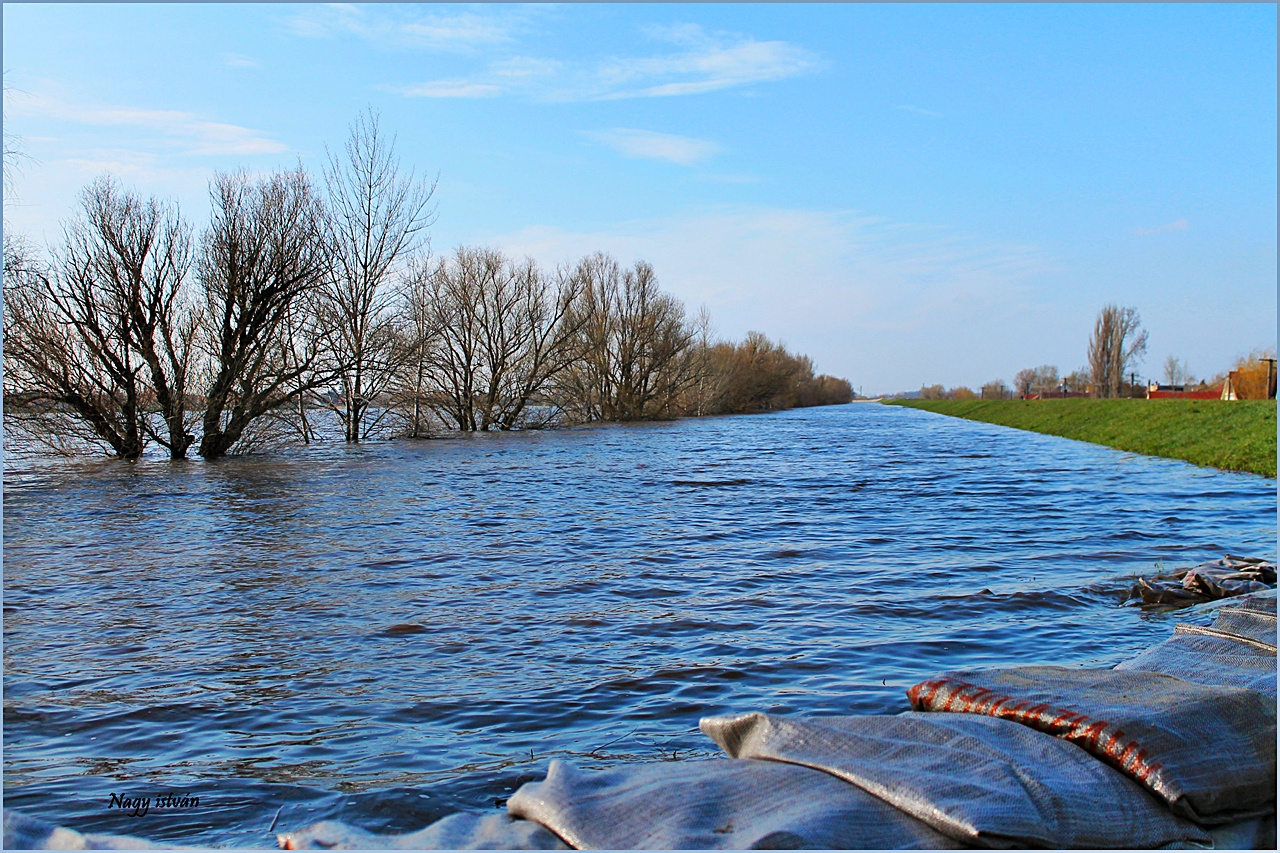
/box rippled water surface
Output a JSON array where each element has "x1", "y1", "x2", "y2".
[{"x1": 4, "y1": 403, "x2": 1276, "y2": 845}]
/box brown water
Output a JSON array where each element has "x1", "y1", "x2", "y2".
[{"x1": 3, "y1": 403, "x2": 1275, "y2": 845}]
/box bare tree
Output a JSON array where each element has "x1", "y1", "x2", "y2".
[
  {"x1": 196, "y1": 168, "x2": 334, "y2": 459},
  {"x1": 486, "y1": 258, "x2": 588, "y2": 430},
  {"x1": 1031, "y1": 365, "x2": 1060, "y2": 396},
  {"x1": 3, "y1": 179, "x2": 196, "y2": 458},
  {"x1": 3, "y1": 81, "x2": 34, "y2": 202},
  {"x1": 387, "y1": 252, "x2": 439, "y2": 438},
  {"x1": 82, "y1": 179, "x2": 198, "y2": 457},
  {"x1": 412, "y1": 247, "x2": 585, "y2": 431},
  {"x1": 1087, "y1": 304, "x2": 1148, "y2": 398},
  {"x1": 560, "y1": 253, "x2": 697, "y2": 422},
  {"x1": 1013, "y1": 368, "x2": 1036, "y2": 398},
  {"x1": 981, "y1": 379, "x2": 1010, "y2": 399},
  {"x1": 1163, "y1": 355, "x2": 1188, "y2": 387},
  {"x1": 1064, "y1": 367, "x2": 1090, "y2": 394},
  {"x1": 320, "y1": 109, "x2": 436, "y2": 442}
]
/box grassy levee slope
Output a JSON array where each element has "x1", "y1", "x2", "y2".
[{"x1": 885, "y1": 398, "x2": 1277, "y2": 477}]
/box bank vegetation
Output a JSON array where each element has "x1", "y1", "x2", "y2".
[{"x1": 887, "y1": 398, "x2": 1276, "y2": 477}]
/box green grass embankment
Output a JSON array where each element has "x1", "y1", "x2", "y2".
[{"x1": 885, "y1": 398, "x2": 1277, "y2": 477}]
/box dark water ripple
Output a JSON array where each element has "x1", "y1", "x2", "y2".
[{"x1": 3, "y1": 403, "x2": 1275, "y2": 845}]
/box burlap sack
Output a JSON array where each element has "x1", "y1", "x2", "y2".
[
  {"x1": 1118, "y1": 629, "x2": 1275, "y2": 699},
  {"x1": 700, "y1": 711, "x2": 1211, "y2": 849},
  {"x1": 507, "y1": 756, "x2": 963, "y2": 849},
  {"x1": 907, "y1": 665, "x2": 1276, "y2": 823}
]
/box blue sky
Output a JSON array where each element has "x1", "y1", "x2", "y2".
[{"x1": 3, "y1": 3, "x2": 1275, "y2": 394}]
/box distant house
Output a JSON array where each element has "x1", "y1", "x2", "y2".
[{"x1": 1147, "y1": 383, "x2": 1224, "y2": 400}]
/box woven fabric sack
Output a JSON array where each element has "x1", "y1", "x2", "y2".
[
  {"x1": 506, "y1": 756, "x2": 963, "y2": 849},
  {"x1": 907, "y1": 665, "x2": 1276, "y2": 823},
  {"x1": 276, "y1": 812, "x2": 568, "y2": 850},
  {"x1": 1222, "y1": 591, "x2": 1278, "y2": 615},
  {"x1": 1212, "y1": 608, "x2": 1278, "y2": 647},
  {"x1": 700, "y1": 711, "x2": 1210, "y2": 849},
  {"x1": 1118, "y1": 630, "x2": 1276, "y2": 698}
]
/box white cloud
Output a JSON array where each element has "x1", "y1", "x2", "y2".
[
  {"x1": 490, "y1": 56, "x2": 562, "y2": 79},
  {"x1": 9, "y1": 93, "x2": 288, "y2": 156},
  {"x1": 399, "y1": 80, "x2": 503, "y2": 99},
  {"x1": 587, "y1": 129, "x2": 723, "y2": 166},
  {"x1": 1134, "y1": 218, "x2": 1189, "y2": 235},
  {"x1": 383, "y1": 21, "x2": 816, "y2": 101},
  {"x1": 895, "y1": 104, "x2": 942, "y2": 118},
  {"x1": 287, "y1": 5, "x2": 513, "y2": 50},
  {"x1": 592, "y1": 29, "x2": 818, "y2": 99},
  {"x1": 221, "y1": 53, "x2": 260, "y2": 68}
]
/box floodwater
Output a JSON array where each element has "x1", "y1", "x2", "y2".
[{"x1": 3, "y1": 403, "x2": 1275, "y2": 846}]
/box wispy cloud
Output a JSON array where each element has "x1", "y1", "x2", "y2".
[
  {"x1": 392, "y1": 21, "x2": 817, "y2": 101},
  {"x1": 895, "y1": 104, "x2": 942, "y2": 118},
  {"x1": 287, "y1": 5, "x2": 513, "y2": 51},
  {"x1": 221, "y1": 53, "x2": 260, "y2": 68},
  {"x1": 587, "y1": 129, "x2": 722, "y2": 166},
  {"x1": 8, "y1": 93, "x2": 288, "y2": 156},
  {"x1": 1134, "y1": 218, "x2": 1189, "y2": 235},
  {"x1": 398, "y1": 79, "x2": 502, "y2": 99},
  {"x1": 592, "y1": 27, "x2": 818, "y2": 99}
]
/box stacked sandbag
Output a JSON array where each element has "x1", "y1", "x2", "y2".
[
  {"x1": 1117, "y1": 628, "x2": 1276, "y2": 697},
  {"x1": 505, "y1": 756, "x2": 962, "y2": 849},
  {"x1": 699, "y1": 711, "x2": 1210, "y2": 849},
  {"x1": 1118, "y1": 597, "x2": 1276, "y2": 700},
  {"x1": 277, "y1": 811, "x2": 568, "y2": 850},
  {"x1": 906, "y1": 665, "x2": 1276, "y2": 824}
]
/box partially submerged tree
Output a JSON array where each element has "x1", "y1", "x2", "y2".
[
  {"x1": 1087, "y1": 304, "x2": 1148, "y2": 398},
  {"x1": 196, "y1": 168, "x2": 334, "y2": 459},
  {"x1": 320, "y1": 109, "x2": 436, "y2": 442},
  {"x1": 560, "y1": 254, "x2": 698, "y2": 421},
  {"x1": 2, "y1": 179, "x2": 196, "y2": 458},
  {"x1": 411, "y1": 247, "x2": 585, "y2": 431}
]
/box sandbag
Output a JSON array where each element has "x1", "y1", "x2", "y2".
[
  {"x1": 1205, "y1": 814, "x2": 1277, "y2": 851},
  {"x1": 277, "y1": 811, "x2": 569, "y2": 850},
  {"x1": 907, "y1": 665, "x2": 1276, "y2": 823},
  {"x1": 2, "y1": 809, "x2": 183, "y2": 850},
  {"x1": 1117, "y1": 630, "x2": 1276, "y2": 698},
  {"x1": 506, "y1": 756, "x2": 963, "y2": 849},
  {"x1": 1212, "y1": 608, "x2": 1278, "y2": 648},
  {"x1": 700, "y1": 711, "x2": 1210, "y2": 849}
]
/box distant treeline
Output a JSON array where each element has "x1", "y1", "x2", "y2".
[{"x1": 2, "y1": 112, "x2": 851, "y2": 461}]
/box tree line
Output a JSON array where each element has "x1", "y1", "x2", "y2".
[
  {"x1": 3, "y1": 112, "x2": 852, "y2": 460},
  {"x1": 916, "y1": 304, "x2": 1151, "y2": 400},
  {"x1": 917, "y1": 303, "x2": 1274, "y2": 402}
]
